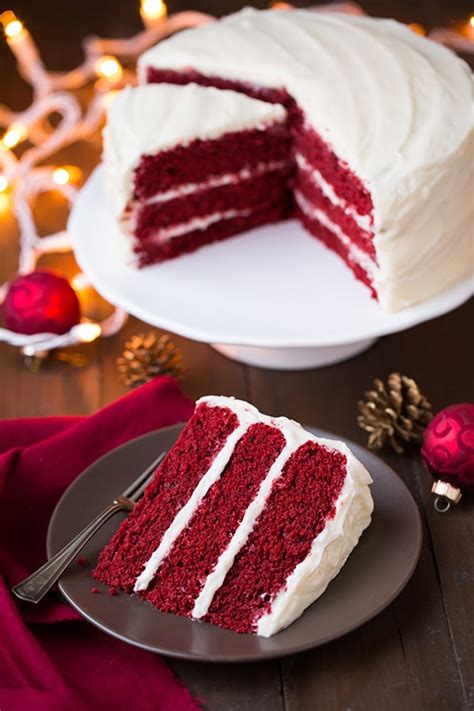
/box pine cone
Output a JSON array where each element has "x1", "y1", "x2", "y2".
[
  {"x1": 357, "y1": 372, "x2": 433, "y2": 454},
  {"x1": 117, "y1": 332, "x2": 184, "y2": 388}
]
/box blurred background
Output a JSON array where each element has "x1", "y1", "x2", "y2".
[{"x1": 1, "y1": 0, "x2": 473, "y2": 110}]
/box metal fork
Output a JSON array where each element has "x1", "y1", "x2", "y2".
[{"x1": 12, "y1": 450, "x2": 167, "y2": 605}]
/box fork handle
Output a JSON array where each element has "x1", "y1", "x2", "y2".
[{"x1": 12, "y1": 498, "x2": 131, "y2": 604}]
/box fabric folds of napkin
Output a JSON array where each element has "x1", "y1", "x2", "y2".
[{"x1": 0, "y1": 376, "x2": 199, "y2": 711}]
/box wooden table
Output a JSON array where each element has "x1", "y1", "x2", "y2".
[{"x1": 1, "y1": 1, "x2": 473, "y2": 708}]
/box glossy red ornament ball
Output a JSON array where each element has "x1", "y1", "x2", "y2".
[
  {"x1": 421, "y1": 403, "x2": 474, "y2": 495},
  {"x1": 2, "y1": 270, "x2": 81, "y2": 335}
]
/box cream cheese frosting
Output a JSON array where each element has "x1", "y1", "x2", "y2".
[
  {"x1": 134, "y1": 395, "x2": 373, "y2": 636},
  {"x1": 257, "y1": 444, "x2": 373, "y2": 637},
  {"x1": 139, "y1": 8, "x2": 474, "y2": 311},
  {"x1": 294, "y1": 189, "x2": 378, "y2": 280}
]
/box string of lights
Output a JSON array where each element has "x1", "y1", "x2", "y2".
[{"x1": 0, "y1": 1, "x2": 213, "y2": 354}]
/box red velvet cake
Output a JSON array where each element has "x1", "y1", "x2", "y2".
[
  {"x1": 93, "y1": 396, "x2": 373, "y2": 637},
  {"x1": 104, "y1": 8, "x2": 473, "y2": 313}
]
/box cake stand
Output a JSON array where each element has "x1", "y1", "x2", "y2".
[{"x1": 69, "y1": 167, "x2": 472, "y2": 370}]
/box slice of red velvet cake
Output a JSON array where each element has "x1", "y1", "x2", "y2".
[
  {"x1": 93, "y1": 396, "x2": 373, "y2": 637},
  {"x1": 104, "y1": 84, "x2": 292, "y2": 266}
]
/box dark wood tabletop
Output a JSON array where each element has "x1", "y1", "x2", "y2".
[{"x1": 1, "y1": 1, "x2": 473, "y2": 709}]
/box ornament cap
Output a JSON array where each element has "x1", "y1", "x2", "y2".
[
  {"x1": 431, "y1": 479, "x2": 462, "y2": 503},
  {"x1": 431, "y1": 480, "x2": 462, "y2": 513}
]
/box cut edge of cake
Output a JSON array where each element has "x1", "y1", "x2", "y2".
[{"x1": 103, "y1": 83, "x2": 290, "y2": 266}]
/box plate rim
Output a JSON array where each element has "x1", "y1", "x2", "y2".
[
  {"x1": 69, "y1": 166, "x2": 473, "y2": 349},
  {"x1": 47, "y1": 424, "x2": 423, "y2": 662}
]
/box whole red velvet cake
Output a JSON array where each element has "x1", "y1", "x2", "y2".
[
  {"x1": 94, "y1": 396, "x2": 373, "y2": 637},
  {"x1": 103, "y1": 9, "x2": 473, "y2": 313}
]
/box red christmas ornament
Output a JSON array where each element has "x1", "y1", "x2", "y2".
[
  {"x1": 421, "y1": 403, "x2": 474, "y2": 512},
  {"x1": 2, "y1": 270, "x2": 81, "y2": 335}
]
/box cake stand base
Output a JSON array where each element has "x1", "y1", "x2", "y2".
[{"x1": 211, "y1": 338, "x2": 377, "y2": 370}]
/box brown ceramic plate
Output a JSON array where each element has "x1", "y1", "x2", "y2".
[{"x1": 46, "y1": 424, "x2": 422, "y2": 662}]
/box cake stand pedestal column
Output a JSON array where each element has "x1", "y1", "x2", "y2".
[{"x1": 211, "y1": 338, "x2": 377, "y2": 370}]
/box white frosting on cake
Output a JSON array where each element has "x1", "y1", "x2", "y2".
[
  {"x1": 295, "y1": 153, "x2": 373, "y2": 232},
  {"x1": 140, "y1": 8, "x2": 474, "y2": 311},
  {"x1": 137, "y1": 160, "x2": 286, "y2": 206},
  {"x1": 120, "y1": 159, "x2": 286, "y2": 258},
  {"x1": 257, "y1": 444, "x2": 373, "y2": 637},
  {"x1": 134, "y1": 401, "x2": 258, "y2": 592},
  {"x1": 103, "y1": 83, "x2": 287, "y2": 219},
  {"x1": 136, "y1": 208, "x2": 252, "y2": 243},
  {"x1": 134, "y1": 395, "x2": 373, "y2": 636},
  {"x1": 191, "y1": 410, "x2": 311, "y2": 620}
]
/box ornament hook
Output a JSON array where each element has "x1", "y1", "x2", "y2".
[{"x1": 433, "y1": 496, "x2": 451, "y2": 513}]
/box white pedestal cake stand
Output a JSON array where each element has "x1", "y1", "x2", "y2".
[{"x1": 69, "y1": 167, "x2": 472, "y2": 370}]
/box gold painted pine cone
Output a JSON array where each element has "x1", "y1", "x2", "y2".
[
  {"x1": 357, "y1": 372, "x2": 433, "y2": 454},
  {"x1": 117, "y1": 332, "x2": 184, "y2": 388}
]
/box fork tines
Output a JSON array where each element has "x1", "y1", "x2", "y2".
[{"x1": 121, "y1": 451, "x2": 167, "y2": 503}]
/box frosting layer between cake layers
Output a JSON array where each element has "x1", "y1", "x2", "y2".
[
  {"x1": 139, "y1": 8, "x2": 474, "y2": 311},
  {"x1": 121, "y1": 395, "x2": 374, "y2": 637}
]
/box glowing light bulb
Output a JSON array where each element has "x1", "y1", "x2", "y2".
[
  {"x1": 269, "y1": 1, "x2": 293, "y2": 9},
  {"x1": 94, "y1": 55, "x2": 123, "y2": 84},
  {"x1": 408, "y1": 22, "x2": 426, "y2": 36},
  {"x1": 102, "y1": 89, "x2": 120, "y2": 109},
  {"x1": 71, "y1": 272, "x2": 90, "y2": 292},
  {"x1": 0, "y1": 192, "x2": 10, "y2": 213},
  {"x1": 0, "y1": 168, "x2": 10, "y2": 213},
  {"x1": 459, "y1": 14, "x2": 474, "y2": 39},
  {"x1": 52, "y1": 167, "x2": 70, "y2": 185},
  {"x1": 141, "y1": 0, "x2": 167, "y2": 23},
  {"x1": 1, "y1": 11, "x2": 24, "y2": 38},
  {"x1": 77, "y1": 321, "x2": 102, "y2": 343},
  {"x1": 466, "y1": 15, "x2": 474, "y2": 39},
  {"x1": 52, "y1": 165, "x2": 82, "y2": 186},
  {"x1": 1, "y1": 123, "x2": 27, "y2": 150}
]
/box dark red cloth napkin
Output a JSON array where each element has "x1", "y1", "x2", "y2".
[{"x1": 0, "y1": 377, "x2": 199, "y2": 711}]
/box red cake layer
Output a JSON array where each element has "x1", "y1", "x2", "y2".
[
  {"x1": 144, "y1": 423, "x2": 286, "y2": 615},
  {"x1": 294, "y1": 170, "x2": 375, "y2": 258},
  {"x1": 146, "y1": 67, "x2": 293, "y2": 108},
  {"x1": 134, "y1": 201, "x2": 288, "y2": 266},
  {"x1": 205, "y1": 441, "x2": 347, "y2": 633},
  {"x1": 296, "y1": 206, "x2": 376, "y2": 296},
  {"x1": 145, "y1": 68, "x2": 373, "y2": 217},
  {"x1": 293, "y1": 127, "x2": 373, "y2": 217},
  {"x1": 133, "y1": 169, "x2": 292, "y2": 241},
  {"x1": 133, "y1": 125, "x2": 291, "y2": 199},
  {"x1": 93, "y1": 404, "x2": 238, "y2": 590}
]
